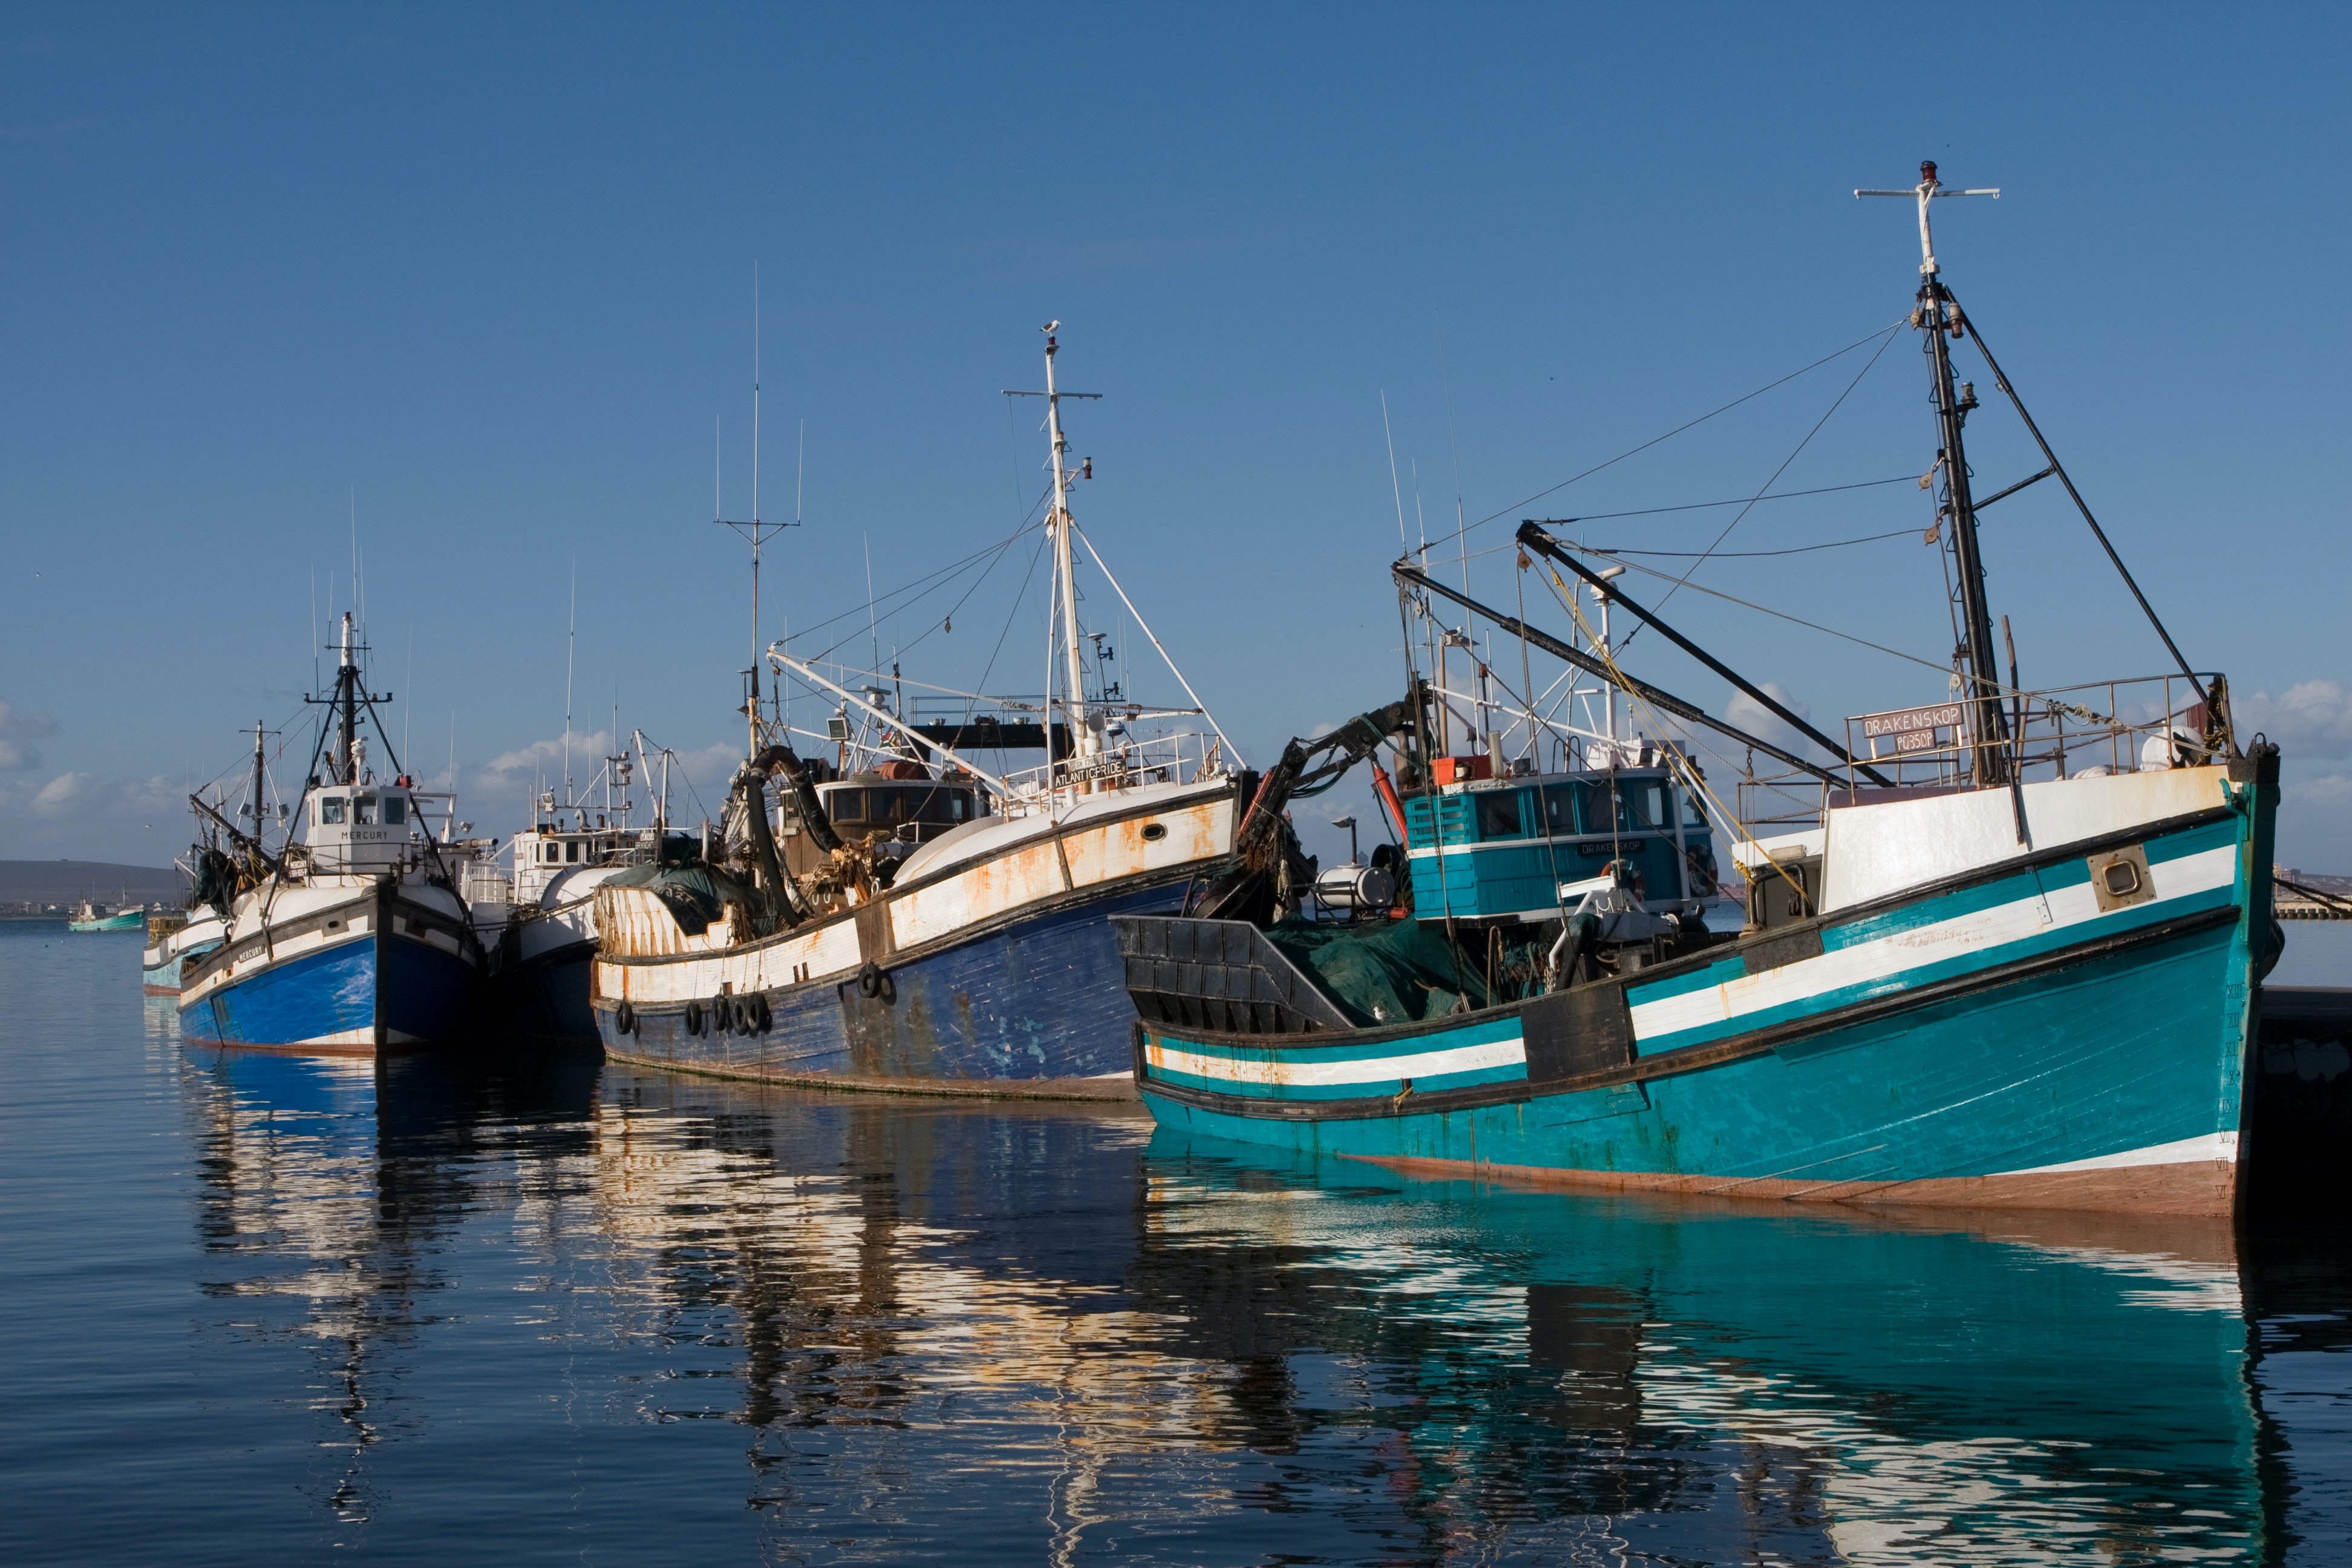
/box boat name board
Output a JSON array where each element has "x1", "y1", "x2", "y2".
[{"x1": 1858, "y1": 702, "x2": 1965, "y2": 739}]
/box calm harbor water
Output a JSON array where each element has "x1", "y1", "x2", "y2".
[{"x1": 4, "y1": 921, "x2": 2348, "y2": 1566}]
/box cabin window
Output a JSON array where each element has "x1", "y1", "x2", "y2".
[
  {"x1": 566, "y1": 840, "x2": 581, "y2": 863},
  {"x1": 354, "y1": 797, "x2": 378, "y2": 825},
  {"x1": 1683, "y1": 789, "x2": 1709, "y2": 828},
  {"x1": 319, "y1": 797, "x2": 346, "y2": 825},
  {"x1": 543, "y1": 843, "x2": 561, "y2": 863},
  {"x1": 382, "y1": 797, "x2": 405, "y2": 825},
  {"x1": 1600, "y1": 780, "x2": 1667, "y2": 831},
  {"x1": 1543, "y1": 783, "x2": 1586, "y2": 835},
  {"x1": 1475, "y1": 789, "x2": 1526, "y2": 840}
]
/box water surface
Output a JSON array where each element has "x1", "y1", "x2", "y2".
[{"x1": 3, "y1": 920, "x2": 2347, "y2": 1564}]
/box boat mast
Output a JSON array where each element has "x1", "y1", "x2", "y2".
[
  {"x1": 1860, "y1": 161, "x2": 2008, "y2": 784},
  {"x1": 336, "y1": 611, "x2": 360, "y2": 785},
  {"x1": 714, "y1": 270, "x2": 792, "y2": 765},
  {"x1": 247, "y1": 720, "x2": 269, "y2": 851},
  {"x1": 1041, "y1": 323, "x2": 1099, "y2": 767}
]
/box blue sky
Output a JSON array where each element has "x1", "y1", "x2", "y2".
[{"x1": 2, "y1": 4, "x2": 2347, "y2": 874}]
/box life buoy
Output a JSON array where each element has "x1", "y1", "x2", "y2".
[
  {"x1": 684, "y1": 1000, "x2": 705, "y2": 1036},
  {"x1": 857, "y1": 961, "x2": 884, "y2": 999},
  {"x1": 614, "y1": 999, "x2": 636, "y2": 1036}
]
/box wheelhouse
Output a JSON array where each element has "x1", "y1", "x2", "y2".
[{"x1": 1402, "y1": 765, "x2": 1720, "y2": 923}]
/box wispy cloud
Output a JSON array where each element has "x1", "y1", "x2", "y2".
[
  {"x1": 2236, "y1": 680, "x2": 2352, "y2": 760},
  {"x1": 467, "y1": 731, "x2": 745, "y2": 825},
  {"x1": 0, "y1": 701, "x2": 59, "y2": 771},
  {"x1": 1724, "y1": 682, "x2": 1837, "y2": 764},
  {"x1": 0, "y1": 769, "x2": 186, "y2": 860}
]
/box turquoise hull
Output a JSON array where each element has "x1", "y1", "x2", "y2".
[
  {"x1": 69, "y1": 911, "x2": 144, "y2": 932},
  {"x1": 1137, "y1": 767, "x2": 2277, "y2": 1217}
]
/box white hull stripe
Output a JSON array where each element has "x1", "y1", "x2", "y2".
[
  {"x1": 1629, "y1": 842, "x2": 2239, "y2": 1048},
  {"x1": 1998, "y1": 1131, "x2": 2239, "y2": 1175},
  {"x1": 1149, "y1": 1036, "x2": 1526, "y2": 1089}
]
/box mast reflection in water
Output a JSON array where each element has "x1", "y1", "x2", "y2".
[{"x1": 1, "y1": 935, "x2": 2342, "y2": 1566}]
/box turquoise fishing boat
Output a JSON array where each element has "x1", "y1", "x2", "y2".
[
  {"x1": 1120, "y1": 163, "x2": 2282, "y2": 1218},
  {"x1": 68, "y1": 901, "x2": 146, "y2": 932}
]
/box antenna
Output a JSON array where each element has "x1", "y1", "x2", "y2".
[
  {"x1": 564, "y1": 560, "x2": 576, "y2": 808},
  {"x1": 1379, "y1": 391, "x2": 1408, "y2": 552},
  {"x1": 707, "y1": 266, "x2": 795, "y2": 760}
]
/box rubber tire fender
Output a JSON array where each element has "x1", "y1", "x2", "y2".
[
  {"x1": 856, "y1": 961, "x2": 884, "y2": 1000},
  {"x1": 711, "y1": 993, "x2": 733, "y2": 1035},
  {"x1": 748, "y1": 991, "x2": 772, "y2": 1032},
  {"x1": 684, "y1": 1000, "x2": 704, "y2": 1036},
  {"x1": 614, "y1": 999, "x2": 636, "y2": 1036}
]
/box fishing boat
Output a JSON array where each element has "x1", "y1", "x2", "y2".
[
  {"x1": 142, "y1": 904, "x2": 224, "y2": 995},
  {"x1": 178, "y1": 614, "x2": 485, "y2": 1053},
  {"x1": 68, "y1": 900, "x2": 146, "y2": 932},
  {"x1": 1118, "y1": 163, "x2": 2281, "y2": 1218},
  {"x1": 467, "y1": 740, "x2": 697, "y2": 1039},
  {"x1": 590, "y1": 326, "x2": 1409, "y2": 1094}
]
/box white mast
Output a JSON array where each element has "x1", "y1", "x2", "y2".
[
  {"x1": 1855, "y1": 162, "x2": 1998, "y2": 276},
  {"x1": 1041, "y1": 323, "x2": 1099, "y2": 765}
]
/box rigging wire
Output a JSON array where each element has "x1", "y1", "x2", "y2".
[
  {"x1": 1593, "y1": 528, "x2": 1917, "y2": 559},
  {"x1": 1449, "y1": 318, "x2": 1907, "y2": 541},
  {"x1": 1572, "y1": 550, "x2": 1952, "y2": 676},
  {"x1": 1619, "y1": 323, "x2": 1904, "y2": 649},
  {"x1": 777, "y1": 503, "x2": 1048, "y2": 654}
]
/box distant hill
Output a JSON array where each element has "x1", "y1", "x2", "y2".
[{"x1": 0, "y1": 860, "x2": 188, "y2": 909}]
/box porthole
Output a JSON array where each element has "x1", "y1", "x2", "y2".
[
  {"x1": 1141, "y1": 823, "x2": 1168, "y2": 843},
  {"x1": 2102, "y1": 861, "x2": 2141, "y2": 897}
]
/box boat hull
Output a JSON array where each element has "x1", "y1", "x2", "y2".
[
  {"x1": 477, "y1": 937, "x2": 599, "y2": 1042},
  {"x1": 142, "y1": 944, "x2": 218, "y2": 996},
  {"x1": 179, "y1": 885, "x2": 480, "y2": 1054},
  {"x1": 598, "y1": 875, "x2": 1188, "y2": 1096},
  {"x1": 1133, "y1": 766, "x2": 2278, "y2": 1218},
  {"x1": 70, "y1": 912, "x2": 144, "y2": 932}
]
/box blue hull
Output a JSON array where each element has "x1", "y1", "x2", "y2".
[
  {"x1": 1136, "y1": 785, "x2": 2276, "y2": 1217},
  {"x1": 181, "y1": 929, "x2": 479, "y2": 1053},
  {"x1": 600, "y1": 878, "x2": 1187, "y2": 1093}
]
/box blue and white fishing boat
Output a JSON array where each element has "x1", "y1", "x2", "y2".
[
  {"x1": 1119, "y1": 163, "x2": 2282, "y2": 1217},
  {"x1": 178, "y1": 614, "x2": 484, "y2": 1053},
  {"x1": 590, "y1": 326, "x2": 1411, "y2": 1094}
]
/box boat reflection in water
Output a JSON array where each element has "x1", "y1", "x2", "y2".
[{"x1": 180, "y1": 1052, "x2": 2329, "y2": 1561}]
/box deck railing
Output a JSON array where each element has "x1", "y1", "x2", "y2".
[{"x1": 1840, "y1": 671, "x2": 2233, "y2": 791}]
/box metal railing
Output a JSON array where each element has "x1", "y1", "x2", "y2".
[
  {"x1": 995, "y1": 730, "x2": 1227, "y2": 814},
  {"x1": 1840, "y1": 672, "x2": 2232, "y2": 791}
]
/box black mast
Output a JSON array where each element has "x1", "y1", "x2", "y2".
[
  {"x1": 1918, "y1": 163, "x2": 2007, "y2": 784},
  {"x1": 1863, "y1": 160, "x2": 2009, "y2": 785}
]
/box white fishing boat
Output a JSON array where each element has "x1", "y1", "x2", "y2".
[{"x1": 589, "y1": 325, "x2": 1408, "y2": 1094}]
